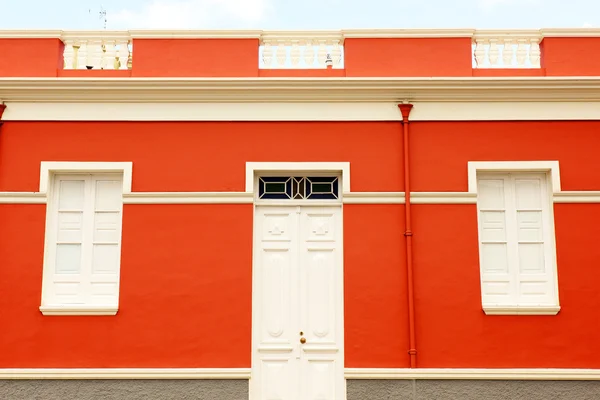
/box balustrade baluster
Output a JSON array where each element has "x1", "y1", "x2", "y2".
[
  {"x1": 474, "y1": 39, "x2": 487, "y2": 67},
  {"x1": 103, "y1": 40, "x2": 117, "y2": 70},
  {"x1": 116, "y1": 40, "x2": 130, "y2": 70}
]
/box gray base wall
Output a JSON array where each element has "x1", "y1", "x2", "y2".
[
  {"x1": 0, "y1": 380, "x2": 249, "y2": 400},
  {"x1": 4, "y1": 379, "x2": 600, "y2": 399},
  {"x1": 347, "y1": 379, "x2": 600, "y2": 400}
]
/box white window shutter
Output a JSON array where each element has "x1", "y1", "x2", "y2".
[
  {"x1": 42, "y1": 173, "x2": 123, "y2": 311},
  {"x1": 89, "y1": 176, "x2": 123, "y2": 306},
  {"x1": 477, "y1": 176, "x2": 515, "y2": 305},
  {"x1": 49, "y1": 176, "x2": 89, "y2": 305},
  {"x1": 513, "y1": 175, "x2": 555, "y2": 305},
  {"x1": 477, "y1": 171, "x2": 558, "y2": 312}
]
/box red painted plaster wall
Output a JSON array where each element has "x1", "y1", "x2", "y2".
[
  {"x1": 344, "y1": 38, "x2": 473, "y2": 77},
  {"x1": 131, "y1": 39, "x2": 260, "y2": 77},
  {"x1": 0, "y1": 203, "x2": 252, "y2": 367},
  {"x1": 408, "y1": 120, "x2": 600, "y2": 368},
  {"x1": 0, "y1": 121, "x2": 403, "y2": 193},
  {"x1": 3, "y1": 120, "x2": 600, "y2": 368},
  {"x1": 0, "y1": 121, "x2": 404, "y2": 367},
  {"x1": 344, "y1": 205, "x2": 409, "y2": 368},
  {"x1": 541, "y1": 37, "x2": 600, "y2": 76},
  {"x1": 410, "y1": 121, "x2": 600, "y2": 192},
  {"x1": 0, "y1": 39, "x2": 63, "y2": 77},
  {"x1": 412, "y1": 203, "x2": 600, "y2": 368}
]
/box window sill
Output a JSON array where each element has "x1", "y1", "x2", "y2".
[
  {"x1": 39, "y1": 305, "x2": 118, "y2": 316},
  {"x1": 483, "y1": 305, "x2": 561, "y2": 315}
]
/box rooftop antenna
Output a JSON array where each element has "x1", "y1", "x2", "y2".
[{"x1": 89, "y1": 6, "x2": 107, "y2": 29}]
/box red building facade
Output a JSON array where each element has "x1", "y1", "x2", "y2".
[{"x1": 1, "y1": 29, "x2": 600, "y2": 399}]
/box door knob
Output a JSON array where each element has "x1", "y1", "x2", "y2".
[{"x1": 300, "y1": 337, "x2": 306, "y2": 344}]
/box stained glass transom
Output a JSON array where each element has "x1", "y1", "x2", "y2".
[{"x1": 258, "y1": 177, "x2": 339, "y2": 200}]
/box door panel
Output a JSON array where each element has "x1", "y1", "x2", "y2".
[{"x1": 253, "y1": 206, "x2": 344, "y2": 400}]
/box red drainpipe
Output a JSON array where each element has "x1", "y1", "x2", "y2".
[{"x1": 399, "y1": 103, "x2": 417, "y2": 368}]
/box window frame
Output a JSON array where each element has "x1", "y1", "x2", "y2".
[
  {"x1": 39, "y1": 162, "x2": 131, "y2": 316},
  {"x1": 469, "y1": 161, "x2": 561, "y2": 316}
]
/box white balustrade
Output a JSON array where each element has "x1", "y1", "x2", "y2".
[
  {"x1": 62, "y1": 34, "x2": 132, "y2": 70},
  {"x1": 473, "y1": 33, "x2": 542, "y2": 68},
  {"x1": 260, "y1": 34, "x2": 344, "y2": 69}
]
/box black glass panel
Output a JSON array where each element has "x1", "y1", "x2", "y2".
[
  {"x1": 265, "y1": 182, "x2": 286, "y2": 193},
  {"x1": 259, "y1": 177, "x2": 293, "y2": 199},
  {"x1": 306, "y1": 177, "x2": 338, "y2": 199},
  {"x1": 259, "y1": 176, "x2": 338, "y2": 200},
  {"x1": 312, "y1": 183, "x2": 332, "y2": 193}
]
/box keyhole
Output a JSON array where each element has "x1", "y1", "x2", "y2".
[{"x1": 299, "y1": 331, "x2": 304, "y2": 336}]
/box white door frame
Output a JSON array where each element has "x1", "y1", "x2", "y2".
[{"x1": 249, "y1": 165, "x2": 346, "y2": 400}]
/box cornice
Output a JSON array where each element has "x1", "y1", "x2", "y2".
[
  {"x1": 541, "y1": 28, "x2": 600, "y2": 37},
  {"x1": 342, "y1": 29, "x2": 476, "y2": 38},
  {"x1": 0, "y1": 30, "x2": 63, "y2": 38},
  {"x1": 0, "y1": 77, "x2": 600, "y2": 103},
  {"x1": 1, "y1": 28, "x2": 600, "y2": 40},
  {"x1": 129, "y1": 30, "x2": 263, "y2": 39}
]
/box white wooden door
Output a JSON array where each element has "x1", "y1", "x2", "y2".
[{"x1": 252, "y1": 205, "x2": 345, "y2": 400}]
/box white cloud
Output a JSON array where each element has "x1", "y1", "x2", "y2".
[
  {"x1": 582, "y1": 22, "x2": 595, "y2": 28},
  {"x1": 112, "y1": 0, "x2": 271, "y2": 29}
]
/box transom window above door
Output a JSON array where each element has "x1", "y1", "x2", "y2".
[{"x1": 258, "y1": 176, "x2": 339, "y2": 200}]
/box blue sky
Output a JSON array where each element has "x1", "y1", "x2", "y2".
[{"x1": 0, "y1": 0, "x2": 597, "y2": 30}]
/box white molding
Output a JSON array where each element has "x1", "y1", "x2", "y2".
[
  {"x1": 343, "y1": 192, "x2": 404, "y2": 204},
  {"x1": 261, "y1": 31, "x2": 344, "y2": 42},
  {"x1": 408, "y1": 102, "x2": 600, "y2": 121},
  {"x1": 245, "y1": 162, "x2": 351, "y2": 193},
  {"x1": 2, "y1": 102, "x2": 401, "y2": 122},
  {"x1": 2, "y1": 28, "x2": 600, "y2": 40},
  {"x1": 39, "y1": 162, "x2": 133, "y2": 194},
  {"x1": 342, "y1": 29, "x2": 476, "y2": 38},
  {"x1": 411, "y1": 192, "x2": 477, "y2": 204},
  {"x1": 4, "y1": 367, "x2": 600, "y2": 380},
  {"x1": 2, "y1": 78, "x2": 600, "y2": 104},
  {"x1": 344, "y1": 368, "x2": 600, "y2": 380},
  {"x1": 60, "y1": 31, "x2": 132, "y2": 41},
  {"x1": 553, "y1": 191, "x2": 600, "y2": 203},
  {"x1": 541, "y1": 28, "x2": 600, "y2": 37},
  {"x1": 123, "y1": 192, "x2": 253, "y2": 204},
  {"x1": 0, "y1": 30, "x2": 63, "y2": 38},
  {"x1": 483, "y1": 305, "x2": 561, "y2": 315},
  {"x1": 0, "y1": 192, "x2": 46, "y2": 204},
  {"x1": 129, "y1": 30, "x2": 262, "y2": 39},
  {"x1": 467, "y1": 161, "x2": 561, "y2": 193},
  {"x1": 0, "y1": 368, "x2": 252, "y2": 380},
  {"x1": 472, "y1": 30, "x2": 542, "y2": 40},
  {"x1": 39, "y1": 306, "x2": 118, "y2": 316},
  {"x1": 7, "y1": 101, "x2": 600, "y2": 122}
]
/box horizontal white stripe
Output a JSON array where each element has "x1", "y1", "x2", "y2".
[
  {"x1": 411, "y1": 192, "x2": 476, "y2": 204},
  {"x1": 344, "y1": 368, "x2": 600, "y2": 380},
  {"x1": 5, "y1": 101, "x2": 600, "y2": 121},
  {"x1": 3, "y1": 191, "x2": 600, "y2": 205},
  {"x1": 553, "y1": 191, "x2": 600, "y2": 203},
  {"x1": 0, "y1": 368, "x2": 251, "y2": 380},
  {"x1": 411, "y1": 102, "x2": 600, "y2": 121},
  {"x1": 0, "y1": 192, "x2": 46, "y2": 204},
  {"x1": 343, "y1": 192, "x2": 404, "y2": 204},
  {"x1": 2, "y1": 367, "x2": 600, "y2": 380},
  {"x1": 2, "y1": 103, "x2": 401, "y2": 122},
  {"x1": 124, "y1": 192, "x2": 253, "y2": 204}
]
